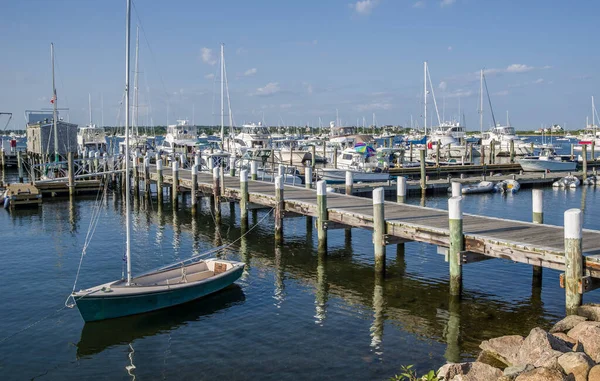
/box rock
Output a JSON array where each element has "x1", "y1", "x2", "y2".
[
  {"x1": 479, "y1": 335, "x2": 523, "y2": 368},
  {"x1": 588, "y1": 365, "x2": 600, "y2": 381},
  {"x1": 551, "y1": 333, "x2": 577, "y2": 349},
  {"x1": 567, "y1": 321, "x2": 600, "y2": 362},
  {"x1": 550, "y1": 315, "x2": 587, "y2": 333},
  {"x1": 437, "y1": 362, "x2": 502, "y2": 381},
  {"x1": 517, "y1": 327, "x2": 571, "y2": 369},
  {"x1": 514, "y1": 367, "x2": 569, "y2": 381},
  {"x1": 577, "y1": 304, "x2": 600, "y2": 321},
  {"x1": 503, "y1": 364, "x2": 535, "y2": 380},
  {"x1": 557, "y1": 352, "x2": 593, "y2": 381}
]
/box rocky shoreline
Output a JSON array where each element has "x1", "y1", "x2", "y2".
[{"x1": 437, "y1": 304, "x2": 600, "y2": 381}]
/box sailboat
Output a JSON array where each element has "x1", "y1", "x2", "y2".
[{"x1": 71, "y1": 0, "x2": 244, "y2": 323}]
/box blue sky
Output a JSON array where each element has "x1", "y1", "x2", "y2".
[{"x1": 1, "y1": 0, "x2": 598, "y2": 130}]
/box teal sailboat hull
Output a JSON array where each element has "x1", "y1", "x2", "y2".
[{"x1": 75, "y1": 263, "x2": 244, "y2": 322}]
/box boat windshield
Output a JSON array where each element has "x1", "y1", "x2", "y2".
[
  {"x1": 493, "y1": 126, "x2": 516, "y2": 135},
  {"x1": 331, "y1": 126, "x2": 356, "y2": 136}
]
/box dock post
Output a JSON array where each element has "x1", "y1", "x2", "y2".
[
  {"x1": 592, "y1": 141, "x2": 596, "y2": 161},
  {"x1": 68, "y1": 151, "x2": 75, "y2": 196},
  {"x1": 345, "y1": 170, "x2": 353, "y2": 195},
  {"x1": 571, "y1": 144, "x2": 575, "y2": 161},
  {"x1": 229, "y1": 156, "x2": 236, "y2": 177},
  {"x1": 397, "y1": 176, "x2": 406, "y2": 203},
  {"x1": 275, "y1": 175, "x2": 284, "y2": 243},
  {"x1": 144, "y1": 155, "x2": 150, "y2": 194},
  {"x1": 564, "y1": 208, "x2": 583, "y2": 315},
  {"x1": 133, "y1": 153, "x2": 140, "y2": 194},
  {"x1": 240, "y1": 169, "x2": 248, "y2": 229},
  {"x1": 213, "y1": 167, "x2": 221, "y2": 221},
  {"x1": 250, "y1": 160, "x2": 258, "y2": 181},
  {"x1": 510, "y1": 139, "x2": 515, "y2": 164},
  {"x1": 191, "y1": 164, "x2": 198, "y2": 214},
  {"x1": 305, "y1": 166, "x2": 312, "y2": 189},
  {"x1": 278, "y1": 164, "x2": 285, "y2": 178},
  {"x1": 17, "y1": 151, "x2": 23, "y2": 183},
  {"x1": 194, "y1": 151, "x2": 200, "y2": 171},
  {"x1": 582, "y1": 144, "x2": 588, "y2": 181},
  {"x1": 451, "y1": 182, "x2": 462, "y2": 198},
  {"x1": 489, "y1": 141, "x2": 494, "y2": 165},
  {"x1": 532, "y1": 189, "x2": 544, "y2": 285},
  {"x1": 219, "y1": 165, "x2": 225, "y2": 196},
  {"x1": 409, "y1": 142, "x2": 413, "y2": 161},
  {"x1": 333, "y1": 147, "x2": 338, "y2": 169},
  {"x1": 436, "y1": 140, "x2": 441, "y2": 167},
  {"x1": 373, "y1": 187, "x2": 386, "y2": 273},
  {"x1": 448, "y1": 196, "x2": 463, "y2": 296},
  {"x1": 316, "y1": 180, "x2": 328, "y2": 253},
  {"x1": 172, "y1": 160, "x2": 179, "y2": 206},
  {"x1": 481, "y1": 145, "x2": 485, "y2": 165},
  {"x1": 323, "y1": 140, "x2": 327, "y2": 166},
  {"x1": 94, "y1": 152, "x2": 100, "y2": 175},
  {"x1": 1, "y1": 149, "x2": 5, "y2": 172},
  {"x1": 468, "y1": 144, "x2": 473, "y2": 163},
  {"x1": 419, "y1": 149, "x2": 426, "y2": 192},
  {"x1": 156, "y1": 159, "x2": 163, "y2": 203},
  {"x1": 311, "y1": 145, "x2": 316, "y2": 168}
]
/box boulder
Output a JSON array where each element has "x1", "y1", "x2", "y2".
[
  {"x1": 577, "y1": 304, "x2": 600, "y2": 321},
  {"x1": 567, "y1": 321, "x2": 600, "y2": 362},
  {"x1": 588, "y1": 365, "x2": 600, "y2": 381},
  {"x1": 479, "y1": 335, "x2": 523, "y2": 368},
  {"x1": 503, "y1": 364, "x2": 534, "y2": 380},
  {"x1": 549, "y1": 315, "x2": 587, "y2": 333},
  {"x1": 551, "y1": 333, "x2": 577, "y2": 349},
  {"x1": 557, "y1": 352, "x2": 593, "y2": 381},
  {"x1": 517, "y1": 327, "x2": 571, "y2": 369},
  {"x1": 514, "y1": 367, "x2": 569, "y2": 381},
  {"x1": 437, "y1": 362, "x2": 502, "y2": 381}
]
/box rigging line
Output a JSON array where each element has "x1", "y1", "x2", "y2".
[
  {"x1": 0, "y1": 304, "x2": 69, "y2": 345},
  {"x1": 482, "y1": 72, "x2": 497, "y2": 128},
  {"x1": 131, "y1": 1, "x2": 171, "y2": 114}
]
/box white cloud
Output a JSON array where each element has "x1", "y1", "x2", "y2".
[
  {"x1": 244, "y1": 68, "x2": 258, "y2": 77},
  {"x1": 280, "y1": 103, "x2": 292, "y2": 109},
  {"x1": 446, "y1": 89, "x2": 474, "y2": 98},
  {"x1": 204, "y1": 73, "x2": 215, "y2": 80},
  {"x1": 253, "y1": 82, "x2": 280, "y2": 96},
  {"x1": 533, "y1": 78, "x2": 544, "y2": 84},
  {"x1": 439, "y1": 81, "x2": 447, "y2": 91},
  {"x1": 353, "y1": 0, "x2": 378, "y2": 15},
  {"x1": 505, "y1": 64, "x2": 534, "y2": 73},
  {"x1": 356, "y1": 102, "x2": 393, "y2": 112},
  {"x1": 440, "y1": 0, "x2": 455, "y2": 7},
  {"x1": 413, "y1": 1, "x2": 425, "y2": 8},
  {"x1": 447, "y1": 46, "x2": 453, "y2": 51},
  {"x1": 200, "y1": 47, "x2": 217, "y2": 65}
]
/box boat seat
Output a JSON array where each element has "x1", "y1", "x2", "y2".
[{"x1": 185, "y1": 270, "x2": 215, "y2": 283}]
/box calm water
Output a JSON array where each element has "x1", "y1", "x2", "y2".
[{"x1": 1, "y1": 150, "x2": 600, "y2": 380}]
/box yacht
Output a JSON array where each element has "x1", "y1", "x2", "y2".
[
  {"x1": 160, "y1": 119, "x2": 201, "y2": 155},
  {"x1": 481, "y1": 124, "x2": 532, "y2": 156},
  {"x1": 232, "y1": 122, "x2": 271, "y2": 155},
  {"x1": 77, "y1": 124, "x2": 106, "y2": 154}
]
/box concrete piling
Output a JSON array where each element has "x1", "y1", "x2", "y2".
[
  {"x1": 448, "y1": 196, "x2": 464, "y2": 296},
  {"x1": 373, "y1": 187, "x2": 386, "y2": 273},
  {"x1": 172, "y1": 160, "x2": 179, "y2": 206},
  {"x1": 532, "y1": 189, "x2": 544, "y2": 285},
  {"x1": 191, "y1": 164, "x2": 198, "y2": 213},
  {"x1": 345, "y1": 170, "x2": 353, "y2": 195},
  {"x1": 240, "y1": 169, "x2": 248, "y2": 228},
  {"x1": 213, "y1": 167, "x2": 221, "y2": 221},
  {"x1": 305, "y1": 166, "x2": 312, "y2": 189},
  {"x1": 275, "y1": 175, "x2": 284, "y2": 243},
  {"x1": 156, "y1": 159, "x2": 163, "y2": 203},
  {"x1": 250, "y1": 160, "x2": 258, "y2": 181},
  {"x1": 316, "y1": 180, "x2": 327, "y2": 253},
  {"x1": 397, "y1": 177, "x2": 406, "y2": 203}
]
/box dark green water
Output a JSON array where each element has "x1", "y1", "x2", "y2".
[{"x1": 0, "y1": 170, "x2": 599, "y2": 380}]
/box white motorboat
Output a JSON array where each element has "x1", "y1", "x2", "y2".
[
  {"x1": 159, "y1": 119, "x2": 201, "y2": 155},
  {"x1": 519, "y1": 149, "x2": 577, "y2": 172}
]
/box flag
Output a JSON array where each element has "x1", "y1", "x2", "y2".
[{"x1": 50, "y1": 94, "x2": 56, "y2": 104}]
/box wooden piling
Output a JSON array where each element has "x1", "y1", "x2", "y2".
[
  {"x1": 564, "y1": 208, "x2": 583, "y2": 315},
  {"x1": 275, "y1": 175, "x2": 284, "y2": 243},
  {"x1": 240, "y1": 169, "x2": 248, "y2": 228},
  {"x1": 229, "y1": 156, "x2": 236, "y2": 177},
  {"x1": 571, "y1": 144, "x2": 575, "y2": 161},
  {"x1": 172, "y1": 160, "x2": 179, "y2": 206},
  {"x1": 156, "y1": 159, "x2": 163, "y2": 203},
  {"x1": 250, "y1": 160, "x2": 258, "y2": 181},
  {"x1": 436, "y1": 141, "x2": 441, "y2": 167},
  {"x1": 345, "y1": 170, "x2": 353, "y2": 195},
  {"x1": 17, "y1": 150, "x2": 23, "y2": 183},
  {"x1": 481, "y1": 145, "x2": 485, "y2": 165},
  {"x1": 213, "y1": 167, "x2": 221, "y2": 221},
  {"x1": 191, "y1": 164, "x2": 198, "y2": 213},
  {"x1": 451, "y1": 182, "x2": 462, "y2": 198},
  {"x1": 311, "y1": 145, "x2": 316, "y2": 168},
  {"x1": 305, "y1": 166, "x2": 312, "y2": 189},
  {"x1": 532, "y1": 188, "x2": 544, "y2": 285},
  {"x1": 419, "y1": 149, "x2": 426, "y2": 191},
  {"x1": 592, "y1": 141, "x2": 596, "y2": 161},
  {"x1": 333, "y1": 147, "x2": 338, "y2": 169},
  {"x1": 68, "y1": 152, "x2": 75, "y2": 196},
  {"x1": 373, "y1": 187, "x2": 386, "y2": 273},
  {"x1": 510, "y1": 139, "x2": 515, "y2": 164},
  {"x1": 448, "y1": 196, "x2": 463, "y2": 296},
  {"x1": 144, "y1": 156, "x2": 150, "y2": 194},
  {"x1": 316, "y1": 180, "x2": 327, "y2": 253},
  {"x1": 409, "y1": 142, "x2": 413, "y2": 161},
  {"x1": 582, "y1": 144, "x2": 588, "y2": 181},
  {"x1": 397, "y1": 176, "x2": 406, "y2": 203}
]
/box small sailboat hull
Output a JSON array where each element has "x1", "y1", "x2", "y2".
[
  {"x1": 74, "y1": 259, "x2": 244, "y2": 322},
  {"x1": 519, "y1": 158, "x2": 577, "y2": 172}
]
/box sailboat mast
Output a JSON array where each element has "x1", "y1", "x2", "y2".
[
  {"x1": 424, "y1": 61, "x2": 427, "y2": 135},
  {"x1": 88, "y1": 94, "x2": 93, "y2": 125},
  {"x1": 51, "y1": 43, "x2": 59, "y2": 163},
  {"x1": 220, "y1": 43, "x2": 224, "y2": 143},
  {"x1": 125, "y1": 0, "x2": 132, "y2": 286},
  {"x1": 593, "y1": 96, "x2": 595, "y2": 129},
  {"x1": 479, "y1": 69, "x2": 483, "y2": 135},
  {"x1": 134, "y1": 26, "x2": 140, "y2": 135}
]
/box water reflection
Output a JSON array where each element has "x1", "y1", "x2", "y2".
[
  {"x1": 273, "y1": 245, "x2": 286, "y2": 308},
  {"x1": 314, "y1": 252, "x2": 328, "y2": 325},
  {"x1": 370, "y1": 271, "x2": 385, "y2": 358},
  {"x1": 76, "y1": 285, "x2": 245, "y2": 358}
]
